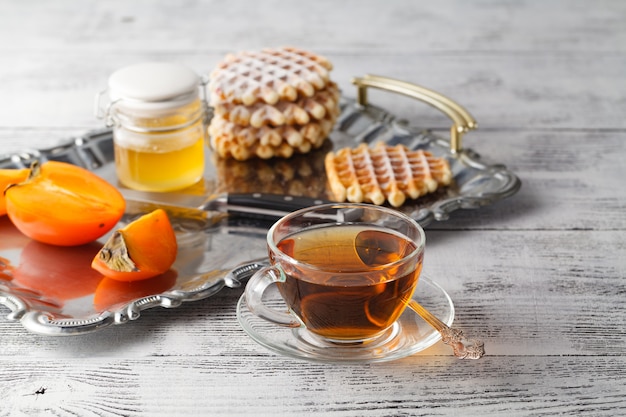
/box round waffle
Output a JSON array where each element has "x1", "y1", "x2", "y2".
[
  {"x1": 209, "y1": 114, "x2": 336, "y2": 160},
  {"x1": 324, "y1": 142, "x2": 452, "y2": 207},
  {"x1": 209, "y1": 46, "x2": 333, "y2": 106},
  {"x1": 213, "y1": 82, "x2": 340, "y2": 128}
]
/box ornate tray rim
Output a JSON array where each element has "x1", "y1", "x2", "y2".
[
  {"x1": 0, "y1": 76, "x2": 521, "y2": 335},
  {"x1": 0, "y1": 257, "x2": 266, "y2": 336}
]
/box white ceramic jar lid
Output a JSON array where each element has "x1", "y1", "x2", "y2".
[{"x1": 108, "y1": 62, "x2": 200, "y2": 110}]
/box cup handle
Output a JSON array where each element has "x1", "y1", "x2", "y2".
[{"x1": 244, "y1": 265, "x2": 303, "y2": 328}]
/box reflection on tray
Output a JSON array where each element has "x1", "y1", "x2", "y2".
[
  {"x1": 0, "y1": 218, "x2": 178, "y2": 317},
  {"x1": 93, "y1": 270, "x2": 178, "y2": 312},
  {"x1": 212, "y1": 141, "x2": 332, "y2": 199},
  {"x1": 11, "y1": 240, "x2": 104, "y2": 307},
  {"x1": 0, "y1": 209, "x2": 268, "y2": 335}
]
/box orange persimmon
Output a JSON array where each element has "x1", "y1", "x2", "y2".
[
  {"x1": 5, "y1": 161, "x2": 126, "y2": 246},
  {"x1": 93, "y1": 269, "x2": 178, "y2": 312},
  {"x1": 91, "y1": 209, "x2": 177, "y2": 281},
  {"x1": 0, "y1": 168, "x2": 29, "y2": 216}
]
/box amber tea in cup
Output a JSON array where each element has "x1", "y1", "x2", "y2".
[{"x1": 245, "y1": 203, "x2": 425, "y2": 343}]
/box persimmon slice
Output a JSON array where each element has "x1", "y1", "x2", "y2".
[
  {"x1": 0, "y1": 168, "x2": 30, "y2": 216},
  {"x1": 92, "y1": 209, "x2": 177, "y2": 281},
  {"x1": 5, "y1": 161, "x2": 126, "y2": 246}
]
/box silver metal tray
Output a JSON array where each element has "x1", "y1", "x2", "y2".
[{"x1": 0, "y1": 75, "x2": 520, "y2": 335}]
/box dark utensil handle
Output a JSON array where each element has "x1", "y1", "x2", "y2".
[{"x1": 226, "y1": 193, "x2": 330, "y2": 219}]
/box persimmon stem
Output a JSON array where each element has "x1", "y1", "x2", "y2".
[
  {"x1": 27, "y1": 161, "x2": 41, "y2": 180},
  {"x1": 3, "y1": 161, "x2": 39, "y2": 196},
  {"x1": 97, "y1": 231, "x2": 138, "y2": 272}
]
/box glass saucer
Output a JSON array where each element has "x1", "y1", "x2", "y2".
[{"x1": 236, "y1": 276, "x2": 455, "y2": 363}]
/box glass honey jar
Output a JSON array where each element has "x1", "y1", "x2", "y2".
[{"x1": 97, "y1": 62, "x2": 206, "y2": 192}]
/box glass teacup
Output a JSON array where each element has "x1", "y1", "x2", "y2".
[{"x1": 245, "y1": 203, "x2": 425, "y2": 344}]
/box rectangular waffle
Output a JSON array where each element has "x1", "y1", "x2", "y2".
[{"x1": 325, "y1": 142, "x2": 452, "y2": 207}]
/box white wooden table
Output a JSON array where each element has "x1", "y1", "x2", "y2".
[{"x1": 1, "y1": 1, "x2": 625, "y2": 415}]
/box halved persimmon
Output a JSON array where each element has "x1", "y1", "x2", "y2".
[
  {"x1": 0, "y1": 168, "x2": 29, "y2": 216},
  {"x1": 91, "y1": 209, "x2": 177, "y2": 281},
  {"x1": 5, "y1": 161, "x2": 126, "y2": 246}
]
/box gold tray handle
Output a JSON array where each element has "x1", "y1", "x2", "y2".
[{"x1": 351, "y1": 74, "x2": 477, "y2": 154}]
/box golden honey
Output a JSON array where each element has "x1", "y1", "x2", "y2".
[
  {"x1": 101, "y1": 62, "x2": 207, "y2": 192},
  {"x1": 114, "y1": 120, "x2": 205, "y2": 192}
]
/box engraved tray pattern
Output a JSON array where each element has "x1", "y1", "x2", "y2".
[{"x1": 0, "y1": 95, "x2": 520, "y2": 335}]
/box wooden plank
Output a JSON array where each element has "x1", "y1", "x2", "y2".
[
  {"x1": 0, "y1": 0, "x2": 624, "y2": 53},
  {"x1": 433, "y1": 129, "x2": 626, "y2": 230},
  {"x1": 0, "y1": 52, "x2": 624, "y2": 135},
  {"x1": 424, "y1": 230, "x2": 626, "y2": 356},
  {"x1": 1, "y1": 356, "x2": 625, "y2": 416}
]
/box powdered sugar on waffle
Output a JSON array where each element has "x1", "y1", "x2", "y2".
[
  {"x1": 209, "y1": 47, "x2": 333, "y2": 106},
  {"x1": 325, "y1": 142, "x2": 452, "y2": 207}
]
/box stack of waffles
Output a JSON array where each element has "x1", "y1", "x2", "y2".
[
  {"x1": 325, "y1": 142, "x2": 452, "y2": 207},
  {"x1": 208, "y1": 47, "x2": 340, "y2": 160}
]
